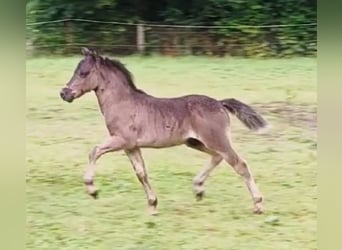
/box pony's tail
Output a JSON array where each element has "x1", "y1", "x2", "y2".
[{"x1": 221, "y1": 98, "x2": 268, "y2": 132}]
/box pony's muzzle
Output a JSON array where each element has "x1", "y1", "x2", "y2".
[{"x1": 60, "y1": 87, "x2": 74, "y2": 103}]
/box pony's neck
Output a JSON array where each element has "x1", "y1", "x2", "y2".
[{"x1": 94, "y1": 71, "x2": 140, "y2": 115}]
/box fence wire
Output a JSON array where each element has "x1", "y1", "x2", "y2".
[
  {"x1": 26, "y1": 18, "x2": 317, "y2": 57},
  {"x1": 26, "y1": 18, "x2": 317, "y2": 29}
]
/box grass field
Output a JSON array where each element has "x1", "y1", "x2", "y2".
[{"x1": 26, "y1": 56, "x2": 317, "y2": 250}]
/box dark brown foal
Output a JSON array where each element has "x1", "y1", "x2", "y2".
[{"x1": 60, "y1": 47, "x2": 268, "y2": 215}]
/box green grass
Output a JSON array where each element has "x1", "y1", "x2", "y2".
[{"x1": 26, "y1": 56, "x2": 317, "y2": 250}]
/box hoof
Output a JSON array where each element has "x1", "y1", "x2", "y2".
[
  {"x1": 150, "y1": 210, "x2": 159, "y2": 216},
  {"x1": 253, "y1": 203, "x2": 264, "y2": 214},
  {"x1": 148, "y1": 207, "x2": 159, "y2": 216},
  {"x1": 85, "y1": 182, "x2": 98, "y2": 199},
  {"x1": 89, "y1": 190, "x2": 99, "y2": 199},
  {"x1": 147, "y1": 198, "x2": 158, "y2": 216},
  {"x1": 195, "y1": 190, "x2": 205, "y2": 201}
]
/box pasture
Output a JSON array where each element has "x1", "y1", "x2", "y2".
[{"x1": 26, "y1": 56, "x2": 317, "y2": 249}]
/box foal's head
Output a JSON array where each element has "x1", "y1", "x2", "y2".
[{"x1": 60, "y1": 47, "x2": 101, "y2": 103}]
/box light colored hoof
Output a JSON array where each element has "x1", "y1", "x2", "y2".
[
  {"x1": 253, "y1": 203, "x2": 264, "y2": 214},
  {"x1": 149, "y1": 210, "x2": 159, "y2": 216},
  {"x1": 148, "y1": 207, "x2": 159, "y2": 216}
]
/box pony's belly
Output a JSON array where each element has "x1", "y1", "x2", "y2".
[{"x1": 136, "y1": 134, "x2": 185, "y2": 148}]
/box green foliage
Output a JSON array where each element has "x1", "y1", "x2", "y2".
[{"x1": 26, "y1": 0, "x2": 316, "y2": 57}]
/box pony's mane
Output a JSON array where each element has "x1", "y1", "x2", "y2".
[{"x1": 98, "y1": 55, "x2": 144, "y2": 93}]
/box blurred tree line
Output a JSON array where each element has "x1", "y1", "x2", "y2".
[{"x1": 26, "y1": 0, "x2": 316, "y2": 57}]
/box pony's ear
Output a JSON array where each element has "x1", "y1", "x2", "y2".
[
  {"x1": 89, "y1": 48, "x2": 98, "y2": 56},
  {"x1": 82, "y1": 47, "x2": 99, "y2": 57},
  {"x1": 81, "y1": 47, "x2": 90, "y2": 56}
]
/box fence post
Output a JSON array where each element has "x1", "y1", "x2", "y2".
[
  {"x1": 136, "y1": 24, "x2": 145, "y2": 54},
  {"x1": 65, "y1": 18, "x2": 74, "y2": 54}
]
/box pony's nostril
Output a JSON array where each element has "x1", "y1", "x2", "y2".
[
  {"x1": 60, "y1": 88, "x2": 70, "y2": 100},
  {"x1": 60, "y1": 88, "x2": 74, "y2": 103}
]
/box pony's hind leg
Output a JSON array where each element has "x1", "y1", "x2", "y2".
[
  {"x1": 190, "y1": 129, "x2": 263, "y2": 214},
  {"x1": 192, "y1": 117, "x2": 263, "y2": 213},
  {"x1": 186, "y1": 138, "x2": 223, "y2": 200},
  {"x1": 193, "y1": 154, "x2": 223, "y2": 200},
  {"x1": 220, "y1": 145, "x2": 264, "y2": 214}
]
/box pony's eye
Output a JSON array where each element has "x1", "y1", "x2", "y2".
[{"x1": 80, "y1": 71, "x2": 89, "y2": 77}]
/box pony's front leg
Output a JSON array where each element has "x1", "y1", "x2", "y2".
[
  {"x1": 84, "y1": 136, "x2": 125, "y2": 198},
  {"x1": 125, "y1": 148, "x2": 158, "y2": 215}
]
